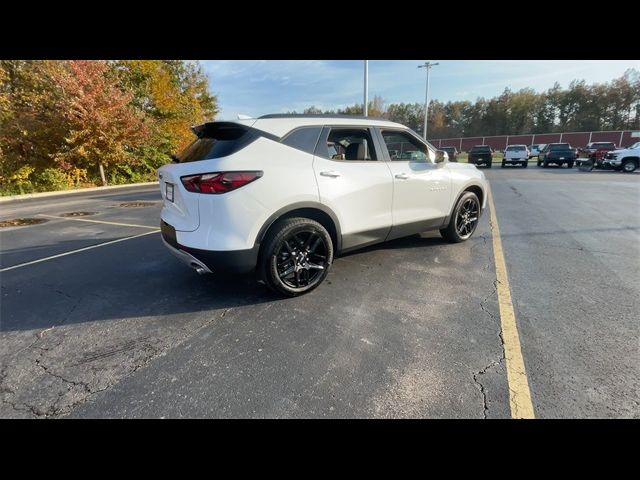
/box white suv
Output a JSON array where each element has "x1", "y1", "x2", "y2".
[{"x1": 158, "y1": 114, "x2": 488, "y2": 296}]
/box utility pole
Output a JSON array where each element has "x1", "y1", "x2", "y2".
[
  {"x1": 364, "y1": 60, "x2": 369, "y2": 117},
  {"x1": 418, "y1": 61, "x2": 439, "y2": 140}
]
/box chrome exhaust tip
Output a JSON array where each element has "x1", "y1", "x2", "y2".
[{"x1": 191, "y1": 263, "x2": 208, "y2": 275}]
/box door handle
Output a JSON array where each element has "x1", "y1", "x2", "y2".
[
  {"x1": 395, "y1": 173, "x2": 409, "y2": 180},
  {"x1": 320, "y1": 170, "x2": 341, "y2": 178}
]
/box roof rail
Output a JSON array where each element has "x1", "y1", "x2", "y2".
[{"x1": 258, "y1": 113, "x2": 389, "y2": 121}]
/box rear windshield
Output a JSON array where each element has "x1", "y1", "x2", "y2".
[
  {"x1": 592, "y1": 143, "x2": 615, "y2": 148},
  {"x1": 549, "y1": 143, "x2": 570, "y2": 150},
  {"x1": 174, "y1": 122, "x2": 251, "y2": 163},
  {"x1": 470, "y1": 146, "x2": 491, "y2": 152},
  {"x1": 506, "y1": 146, "x2": 526, "y2": 151}
]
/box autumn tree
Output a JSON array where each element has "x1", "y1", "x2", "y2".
[
  {"x1": 50, "y1": 60, "x2": 150, "y2": 185},
  {"x1": 110, "y1": 60, "x2": 218, "y2": 168}
]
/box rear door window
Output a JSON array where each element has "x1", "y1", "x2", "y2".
[{"x1": 319, "y1": 128, "x2": 378, "y2": 161}]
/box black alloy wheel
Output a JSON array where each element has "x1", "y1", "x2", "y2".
[
  {"x1": 261, "y1": 217, "x2": 333, "y2": 296},
  {"x1": 440, "y1": 191, "x2": 480, "y2": 243}
]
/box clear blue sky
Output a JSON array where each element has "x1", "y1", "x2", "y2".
[{"x1": 200, "y1": 60, "x2": 640, "y2": 120}]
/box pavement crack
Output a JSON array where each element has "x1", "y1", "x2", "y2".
[{"x1": 473, "y1": 280, "x2": 506, "y2": 419}]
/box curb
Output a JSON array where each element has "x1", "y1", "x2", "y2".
[{"x1": 0, "y1": 182, "x2": 160, "y2": 204}]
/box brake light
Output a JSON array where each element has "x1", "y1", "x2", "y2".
[{"x1": 181, "y1": 171, "x2": 263, "y2": 194}]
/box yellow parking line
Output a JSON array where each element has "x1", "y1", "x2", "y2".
[
  {"x1": 0, "y1": 230, "x2": 160, "y2": 272},
  {"x1": 488, "y1": 190, "x2": 536, "y2": 419},
  {"x1": 38, "y1": 214, "x2": 159, "y2": 230}
]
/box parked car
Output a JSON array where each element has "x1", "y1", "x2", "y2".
[
  {"x1": 439, "y1": 146, "x2": 458, "y2": 162},
  {"x1": 502, "y1": 145, "x2": 530, "y2": 168},
  {"x1": 468, "y1": 145, "x2": 493, "y2": 168},
  {"x1": 158, "y1": 114, "x2": 489, "y2": 296},
  {"x1": 578, "y1": 142, "x2": 617, "y2": 160},
  {"x1": 538, "y1": 143, "x2": 576, "y2": 168},
  {"x1": 601, "y1": 142, "x2": 640, "y2": 172},
  {"x1": 528, "y1": 144, "x2": 545, "y2": 158}
]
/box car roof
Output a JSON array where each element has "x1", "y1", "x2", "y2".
[{"x1": 209, "y1": 114, "x2": 408, "y2": 138}]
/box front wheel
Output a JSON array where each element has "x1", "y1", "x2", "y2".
[
  {"x1": 440, "y1": 191, "x2": 480, "y2": 243},
  {"x1": 567, "y1": 161, "x2": 574, "y2": 168},
  {"x1": 537, "y1": 160, "x2": 542, "y2": 167},
  {"x1": 260, "y1": 217, "x2": 333, "y2": 296},
  {"x1": 622, "y1": 159, "x2": 638, "y2": 173},
  {"x1": 522, "y1": 161, "x2": 528, "y2": 168},
  {"x1": 501, "y1": 161, "x2": 506, "y2": 168}
]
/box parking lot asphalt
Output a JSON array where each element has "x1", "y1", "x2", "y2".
[{"x1": 0, "y1": 166, "x2": 638, "y2": 418}]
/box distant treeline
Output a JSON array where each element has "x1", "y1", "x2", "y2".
[{"x1": 292, "y1": 69, "x2": 640, "y2": 139}]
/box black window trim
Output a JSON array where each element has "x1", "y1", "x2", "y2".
[{"x1": 313, "y1": 125, "x2": 384, "y2": 163}]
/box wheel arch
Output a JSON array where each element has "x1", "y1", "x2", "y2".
[
  {"x1": 255, "y1": 202, "x2": 342, "y2": 254},
  {"x1": 446, "y1": 182, "x2": 485, "y2": 221}
]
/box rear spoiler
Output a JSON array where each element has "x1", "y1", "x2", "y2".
[{"x1": 191, "y1": 122, "x2": 250, "y2": 139}]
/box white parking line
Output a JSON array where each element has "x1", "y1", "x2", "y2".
[
  {"x1": 0, "y1": 230, "x2": 160, "y2": 273},
  {"x1": 38, "y1": 214, "x2": 159, "y2": 230}
]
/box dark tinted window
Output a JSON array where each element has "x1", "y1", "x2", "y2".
[
  {"x1": 549, "y1": 143, "x2": 570, "y2": 150},
  {"x1": 506, "y1": 145, "x2": 527, "y2": 151},
  {"x1": 281, "y1": 126, "x2": 322, "y2": 155},
  {"x1": 175, "y1": 122, "x2": 251, "y2": 163},
  {"x1": 592, "y1": 142, "x2": 615, "y2": 148},
  {"x1": 470, "y1": 146, "x2": 491, "y2": 153}
]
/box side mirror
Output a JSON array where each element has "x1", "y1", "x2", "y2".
[{"x1": 435, "y1": 150, "x2": 448, "y2": 163}]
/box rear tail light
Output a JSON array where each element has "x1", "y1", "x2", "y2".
[{"x1": 181, "y1": 171, "x2": 263, "y2": 194}]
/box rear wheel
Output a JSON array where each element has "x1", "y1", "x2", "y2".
[
  {"x1": 501, "y1": 161, "x2": 506, "y2": 168},
  {"x1": 537, "y1": 160, "x2": 542, "y2": 167},
  {"x1": 260, "y1": 217, "x2": 333, "y2": 296},
  {"x1": 622, "y1": 159, "x2": 638, "y2": 173},
  {"x1": 567, "y1": 161, "x2": 574, "y2": 168},
  {"x1": 543, "y1": 161, "x2": 549, "y2": 168},
  {"x1": 522, "y1": 161, "x2": 528, "y2": 168},
  {"x1": 440, "y1": 191, "x2": 480, "y2": 243},
  {"x1": 486, "y1": 161, "x2": 492, "y2": 168}
]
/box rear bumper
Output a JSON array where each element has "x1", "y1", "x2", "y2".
[
  {"x1": 503, "y1": 158, "x2": 527, "y2": 163},
  {"x1": 160, "y1": 220, "x2": 259, "y2": 274},
  {"x1": 469, "y1": 157, "x2": 492, "y2": 164}
]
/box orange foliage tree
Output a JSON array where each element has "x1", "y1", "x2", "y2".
[{"x1": 50, "y1": 60, "x2": 151, "y2": 185}]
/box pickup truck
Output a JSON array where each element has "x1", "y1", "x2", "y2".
[
  {"x1": 439, "y1": 146, "x2": 458, "y2": 162},
  {"x1": 467, "y1": 145, "x2": 493, "y2": 168},
  {"x1": 502, "y1": 144, "x2": 530, "y2": 168},
  {"x1": 602, "y1": 142, "x2": 640, "y2": 173},
  {"x1": 579, "y1": 142, "x2": 617, "y2": 160},
  {"x1": 538, "y1": 143, "x2": 576, "y2": 168}
]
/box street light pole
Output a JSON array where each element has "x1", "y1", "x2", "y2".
[
  {"x1": 364, "y1": 60, "x2": 369, "y2": 117},
  {"x1": 418, "y1": 61, "x2": 439, "y2": 140}
]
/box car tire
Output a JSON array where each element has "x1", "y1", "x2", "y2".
[
  {"x1": 486, "y1": 161, "x2": 492, "y2": 168},
  {"x1": 260, "y1": 217, "x2": 333, "y2": 297},
  {"x1": 440, "y1": 191, "x2": 481, "y2": 243},
  {"x1": 523, "y1": 161, "x2": 528, "y2": 168},
  {"x1": 501, "y1": 161, "x2": 506, "y2": 168},
  {"x1": 622, "y1": 159, "x2": 638, "y2": 173},
  {"x1": 567, "y1": 161, "x2": 574, "y2": 168},
  {"x1": 537, "y1": 160, "x2": 542, "y2": 167},
  {"x1": 543, "y1": 161, "x2": 549, "y2": 168}
]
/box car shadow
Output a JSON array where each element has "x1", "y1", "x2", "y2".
[{"x1": 0, "y1": 228, "x2": 458, "y2": 333}]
